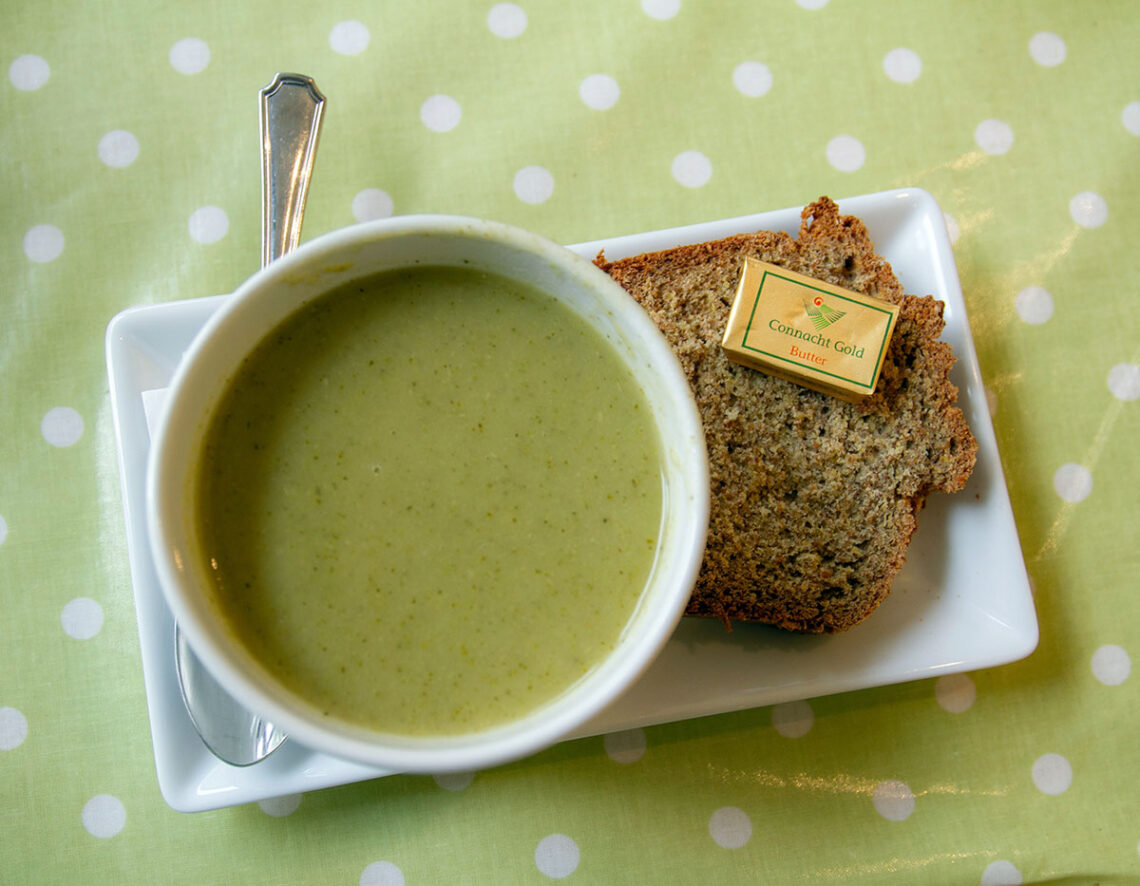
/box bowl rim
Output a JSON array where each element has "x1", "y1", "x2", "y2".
[{"x1": 146, "y1": 214, "x2": 709, "y2": 772}]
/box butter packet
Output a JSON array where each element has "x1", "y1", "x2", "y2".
[{"x1": 721, "y1": 258, "x2": 899, "y2": 401}]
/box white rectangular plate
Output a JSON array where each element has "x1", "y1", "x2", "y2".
[{"x1": 105, "y1": 188, "x2": 1036, "y2": 812}]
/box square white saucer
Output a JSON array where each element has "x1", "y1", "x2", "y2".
[{"x1": 105, "y1": 188, "x2": 1036, "y2": 812}]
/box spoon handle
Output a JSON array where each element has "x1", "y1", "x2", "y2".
[{"x1": 259, "y1": 73, "x2": 326, "y2": 266}]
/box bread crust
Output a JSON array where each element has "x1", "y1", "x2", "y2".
[{"x1": 595, "y1": 197, "x2": 977, "y2": 633}]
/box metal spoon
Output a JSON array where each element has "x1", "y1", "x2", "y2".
[{"x1": 174, "y1": 72, "x2": 326, "y2": 766}]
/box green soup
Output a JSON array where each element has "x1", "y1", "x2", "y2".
[{"x1": 196, "y1": 266, "x2": 663, "y2": 736}]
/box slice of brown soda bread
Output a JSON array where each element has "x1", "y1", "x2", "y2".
[{"x1": 594, "y1": 197, "x2": 977, "y2": 633}]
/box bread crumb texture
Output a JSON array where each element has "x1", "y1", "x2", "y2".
[{"x1": 596, "y1": 198, "x2": 977, "y2": 633}]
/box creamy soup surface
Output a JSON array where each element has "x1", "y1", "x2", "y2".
[{"x1": 196, "y1": 265, "x2": 663, "y2": 735}]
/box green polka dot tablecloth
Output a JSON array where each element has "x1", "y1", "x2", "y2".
[{"x1": 3, "y1": 1, "x2": 1138, "y2": 882}]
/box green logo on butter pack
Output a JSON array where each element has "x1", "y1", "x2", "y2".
[{"x1": 804, "y1": 295, "x2": 845, "y2": 331}]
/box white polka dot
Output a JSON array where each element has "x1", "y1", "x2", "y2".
[
  {"x1": 943, "y1": 213, "x2": 961, "y2": 244},
  {"x1": 420, "y1": 94, "x2": 462, "y2": 132},
  {"x1": 1015, "y1": 285, "x2": 1053, "y2": 325},
  {"x1": 258, "y1": 793, "x2": 302, "y2": 816},
  {"x1": 1069, "y1": 191, "x2": 1108, "y2": 228},
  {"x1": 0, "y1": 513, "x2": 7, "y2": 545},
  {"x1": 23, "y1": 224, "x2": 64, "y2": 262},
  {"x1": 534, "y1": 834, "x2": 579, "y2": 879},
  {"x1": 98, "y1": 130, "x2": 139, "y2": 168},
  {"x1": 360, "y1": 861, "x2": 405, "y2": 886},
  {"x1": 985, "y1": 386, "x2": 998, "y2": 417},
  {"x1": 81, "y1": 794, "x2": 126, "y2": 838},
  {"x1": 41, "y1": 406, "x2": 84, "y2": 447},
  {"x1": 169, "y1": 38, "x2": 210, "y2": 75},
  {"x1": 1107, "y1": 362, "x2": 1140, "y2": 401},
  {"x1": 796, "y1": 0, "x2": 829, "y2": 7},
  {"x1": 732, "y1": 61, "x2": 772, "y2": 97},
  {"x1": 883, "y1": 48, "x2": 922, "y2": 83},
  {"x1": 771, "y1": 699, "x2": 813, "y2": 738},
  {"x1": 1091, "y1": 644, "x2": 1130, "y2": 686},
  {"x1": 61, "y1": 597, "x2": 104, "y2": 640},
  {"x1": 9, "y1": 54, "x2": 50, "y2": 90},
  {"x1": 975, "y1": 119, "x2": 1014, "y2": 155},
  {"x1": 641, "y1": 0, "x2": 680, "y2": 20},
  {"x1": 1123, "y1": 101, "x2": 1140, "y2": 136},
  {"x1": 579, "y1": 73, "x2": 620, "y2": 110},
  {"x1": 432, "y1": 771, "x2": 475, "y2": 791},
  {"x1": 981, "y1": 859, "x2": 1023, "y2": 886},
  {"x1": 671, "y1": 150, "x2": 712, "y2": 188},
  {"x1": 188, "y1": 206, "x2": 229, "y2": 243},
  {"x1": 826, "y1": 134, "x2": 865, "y2": 172},
  {"x1": 1053, "y1": 462, "x2": 1092, "y2": 503},
  {"x1": 1029, "y1": 32, "x2": 1066, "y2": 67},
  {"x1": 352, "y1": 188, "x2": 394, "y2": 222},
  {"x1": 0, "y1": 707, "x2": 29, "y2": 750},
  {"x1": 604, "y1": 728, "x2": 646, "y2": 763},
  {"x1": 708, "y1": 806, "x2": 752, "y2": 849},
  {"x1": 872, "y1": 780, "x2": 915, "y2": 821},
  {"x1": 487, "y1": 3, "x2": 527, "y2": 38},
  {"x1": 1031, "y1": 753, "x2": 1072, "y2": 795},
  {"x1": 513, "y1": 165, "x2": 554, "y2": 204},
  {"x1": 329, "y1": 20, "x2": 370, "y2": 55},
  {"x1": 935, "y1": 673, "x2": 976, "y2": 713}
]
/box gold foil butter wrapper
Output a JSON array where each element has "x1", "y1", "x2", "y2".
[{"x1": 721, "y1": 258, "x2": 899, "y2": 401}]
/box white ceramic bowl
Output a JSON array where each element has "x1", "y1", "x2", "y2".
[{"x1": 147, "y1": 215, "x2": 709, "y2": 773}]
